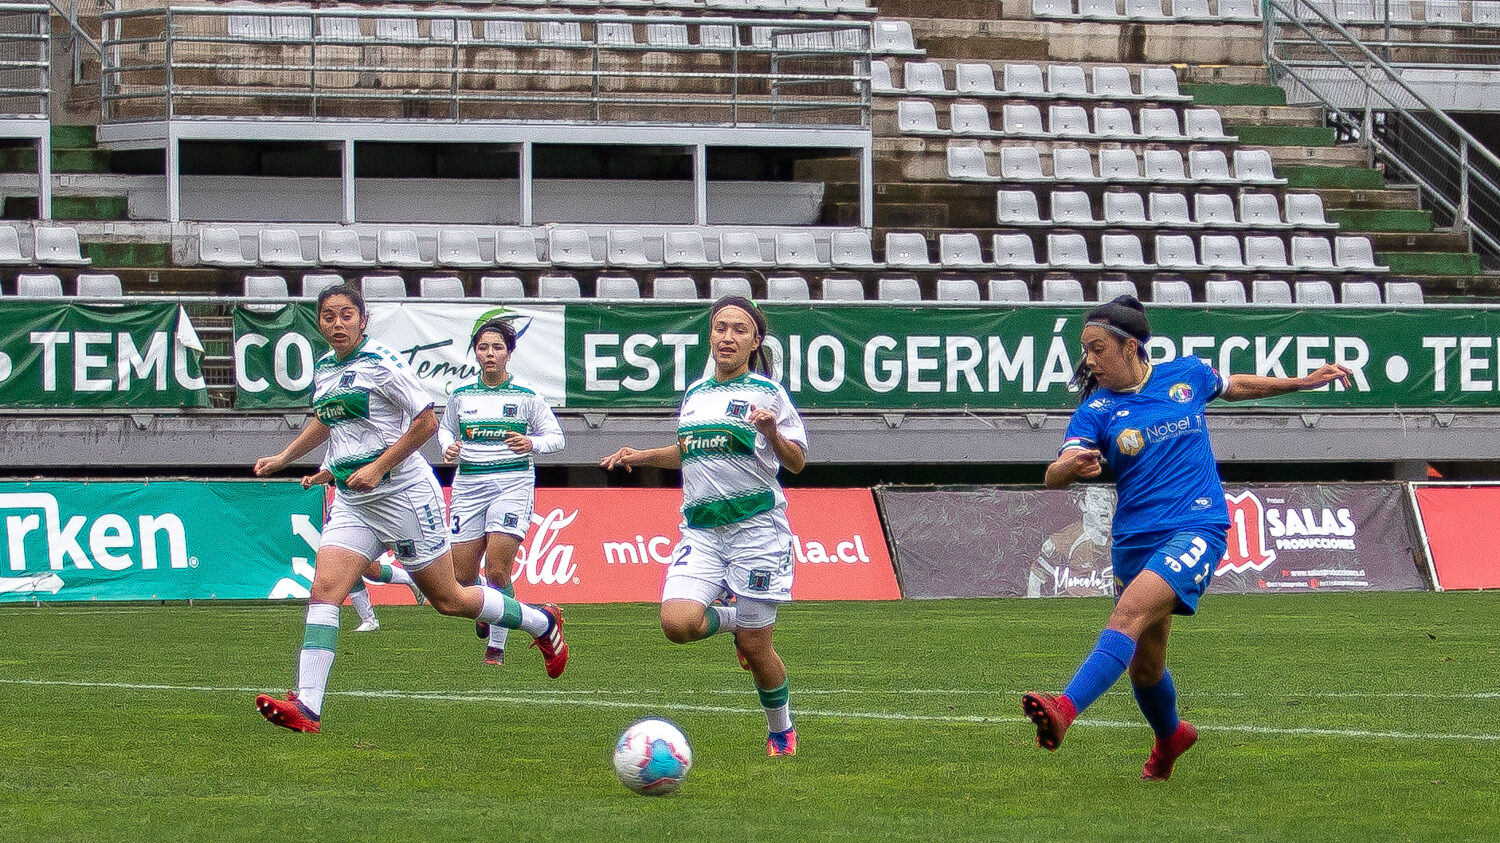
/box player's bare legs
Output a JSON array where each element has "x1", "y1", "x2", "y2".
[
  {"x1": 256, "y1": 546, "x2": 367, "y2": 732},
  {"x1": 411, "y1": 553, "x2": 568, "y2": 678}
]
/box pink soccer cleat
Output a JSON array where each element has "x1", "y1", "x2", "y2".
[
  {"x1": 483, "y1": 646, "x2": 505, "y2": 666},
  {"x1": 766, "y1": 728, "x2": 798, "y2": 757},
  {"x1": 1021, "y1": 692, "x2": 1077, "y2": 751},
  {"x1": 255, "y1": 691, "x2": 320, "y2": 733},
  {"x1": 530, "y1": 603, "x2": 568, "y2": 678},
  {"x1": 1141, "y1": 721, "x2": 1198, "y2": 781}
]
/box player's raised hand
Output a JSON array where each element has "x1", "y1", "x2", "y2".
[
  {"x1": 600, "y1": 447, "x2": 642, "y2": 472},
  {"x1": 1298, "y1": 363, "x2": 1354, "y2": 391},
  {"x1": 301, "y1": 469, "x2": 333, "y2": 489},
  {"x1": 1066, "y1": 448, "x2": 1104, "y2": 480},
  {"x1": 345, "y1": 463, "x2": 382, "y2": 492},
  {"x1": 503, "y1": 431, "x2": 534, "y2": 454},
  {"x1": 749, "y1": 406, "x2": 777, "y2": 437},
  {"x1": 253, "y1": 454, "x2": 287, "y2": 476},
  {"x1": 444, "y1": 441, "x2": 462, "y2": 462}
]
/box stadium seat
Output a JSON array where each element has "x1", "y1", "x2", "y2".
[
  {"x1": 549, "y1": 229, "x2": 602, "y2": 268},
  {"x1": 1335, "y1": 236, "x2": 1386, "y2": 271},
  {"x1": 375, "y1": 17, "x2": 420, "y2": 42},
  {"x1": 1233, "y1": 149, "x2": 1285, "y2": 184},
  {"x1": 1150, "y1": 278, "x2": 1193, "y2": 303},
  {"x1": 1103, "y1": 192, "x2": 1147, "y2": 225},
  {"x1": 319, "y1": 16, "x2": 364, "y2": 42},
  {"x1": 1048, "y1": 65, "x2": 1089, "y2": 97},
  {"x1": 1294, "y1": 279, "x2": 1336, "y2": 304},
  {"x1": 597, "y1": 22, "x2": 635, "y2": 46},
  {"x1": 1204, "y1": 279, "x2": 1247, "y2": 303},
  {"x1": 1148, "y1": 193, "x2": 1194, "y2": 227},
  {"x1": 480, "y1": 275, "x2": 526, "y2": 298},
  {"x1": 495, "y1": 229, "x2": 545, "y2": 267},
  {"x1": 646, "y1": 23, "x2": 689, "y2": 47},
  {"x1": 719, "y1": 231, "x2": 771, "y2": 267},
  {"x1": 199, "y1": 227, "x2": 253, "y2": 267},
  {"x1": 936, "y1": 278, "x2": 982, "y2": 301},
  {"x1": 830, "y1": 230, "x2": 885, "y2": 269},
  {"x1": 877, "y1": 277, "x2": 922, "y2": 301},
  {"x1": 1048, "y1": 233, "x2": 1099, "y2": 268},
  {"x1": 1188, "y1": 149, "x2": 1234, "y2": 182},
  {"x1": 872, "y1": 20, "x2": 918, "y2": 53},
  {"x1": 699, "y1": 25, "x2": 736, "y2": 49},
  {"x1": 947, "y1": 145, "x2": 998, "y2": 181},
  {"x1": 300, "y1": 274, "x2": 343, "y2": 298},
  {"x1": 1285, "y1": 194, "x2": 1335, "y2": 228},
  {"x1": 903, "y1": 62, "x2": 948, "y2": 94},
  {"x1": 1097, "y1": 277, "x2": 1138, "y2": 300},
  {"x1": 1042, "y1": 276, "x2": 1086, "y2": 301},
  {"x1": 1101, "y1": 233, "x2": 1153, "y2": 270},
  {"x1": 1341, "y1": 280, "x2": 1382, "y2": 304},
  {"x1": 871, "y1": 60, "x2": 897, "y2": 94},
  {"x1": 1194, "y1": 193, "x2": 1238, "y2": 227},
  {"x1": 885, "y1": 233, "x2": 934, "y2": 268},
  {"x1": 260, "y1": 230, "x2": 314, "y2": 269},
  {"x1": 540, "y1": 21, "x2": 585, "y2": 45},
  {"x1": 1183, "y1": 109, "x2": 1231, "y2": 141},
  {"x1": 652, "y1": 276, "x2": 698, "y2": 299},
  {"x1": 595, "y1": 276, "x2": 642, "y2": 299},
  {"x1": 1239, "y1": 193, "x2": 1285, "y2": 227},
  {"x1": 1245, "y1": 235, "x2": 1291, "y2": 270},
  {"x1": 1052, "y1": 148, "x2": 1100, "y2": 182},
  {"x1": 1384, "y1": 281, "x2": 1424, "y2": 305},
  {"x1": 1034, "y1": 0, "x2": 1075, "y2": 15},
  {"x1": 1126, "y1": 0, "x2": 1168, "y2": 18},
  {"x1": 710, "y1": 276, "x2": 754, "y2": 299},
  {"x1": 1090, "y1": 66, "x2": 1134, "y2": 98},
  {"x1": 1003, "y1": 64, "x2": 1046, "y2": 96},
  {"x1": 1426, "y1": 0, "x2": 1463, "y2": 22},
  {"x1": 1291, "y1": 236, "x2": 1338, "y2": 271},
  {"x1": 33, "y1": 227, "x2": 91, "y2": 266},
  {"x1": 992, "y1": 233, "x2": 1044, "y2": 269},
  {"x1": 1002, "y1": 104, "x2": 1046, "y2": 135},
  {"x1": 76, "y1": 273, "x2": 123, "y2": 298},
  {"x1": 766, "y1": 275, "x2": 811, "y2": 301},
  {"x1": 1099, "y1": 149, "x2": 1143, "y2": 181},
  {"x1": 939, "y1": 233, "x2": 989, "y2": 269},
  {"x1": 1143, "y1": 150, "x2": 1189, "y2": 183},
  {"x1": 376, "y1": 229, "x2": 431, "y2": 268},
  {"x1": 607, "y1": 230, "x2": 663, "y2": 269},
  {"x1": 955, "y1": 63, "x2": 999, "y2": 95},
  {"x1": 664, "y1": 230, "x2": 717, "y2": 268},
  {"x1": 1080, "y1": 0, "x2": 1121, "y2": 16},
  {"x1": 1049, "y1": 106, "x2": 1093, "y2": 138},
  {"x1": 1052, "y1": 191, "x2": 1097, "y2": 225},
  {"x1": 1093, "y1": 108, "x2": 1138, "y2": 139},
  {"x1": 1139, "y1": 67, "x2": 1185, "y2": 100},
  {"x1": 949, "y1": 102, "x2": 997, "y2": 136},
  {"x1": 821, "y1": 277, "x2": 867, "y2": 300},
  {"x1": 537, "y1": 275, "x2": 582, "y2": 298},
  {"x1": 16, "y1": 273, "x2": 63, "y2": 296},
  {"x1": 419, "y1": 276, "x2": 465, "y2": 298},
  {"x1": 361, "y1": 275, "x2": 407, "y2": 298},
  {"x1": 1199, "y1": 234, "x2": 1247, "y2": 269},
  {"x1": 319, "y1": 229, "x2": 374, "y2": 268},
  {"x1": 775, "y1": 231, "x2": 827, "y2": 268},
  {"x1": 988, "y1": 277, "x2": 1032, "y2": 302},
  {"x1": 1000, "y1": 146, "x2": 1046, "y2": 181},
  {"x1": 1252, "y1": 278, "x2": 1293, "y2": 304},
  {"x1": 244, "y1": 274, "x2": 290, "y2": 299},
  {"x1": 998, "y1": 190, "x2": 1045, "y2": 225},
  {"x1": 1138, "y1": 109, "x2": 1182, "y2": 140},
  {"x1": 436, "y1": 229, "x2": 490, "y2": 268},
  {"x1": 1154, "y1": 234, "x2": 1202, "y2": 270}
]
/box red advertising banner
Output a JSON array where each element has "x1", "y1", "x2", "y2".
[
  {"x1": 1413, "y1": 485, "x2": 1500, "y2": 590},
  {"x1": 361, "y1": 487, "x2": 900, "y2": 604}
]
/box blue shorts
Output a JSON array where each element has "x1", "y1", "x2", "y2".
[{"x1": 1111, "y1": 527, "x2": 1227, "y2": 616}]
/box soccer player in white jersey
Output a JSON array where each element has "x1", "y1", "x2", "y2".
[
  {"x1": 600, "y1": 297, "x2": 808, "y2": 757},
  {"x1": 440, "y1": 317, "x2": 565, "y2": 665},
  {"x1": 250, "y1": 285, "x2": 569, "y2": 733}
]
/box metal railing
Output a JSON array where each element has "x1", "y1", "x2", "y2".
[
  {"x1": 99, "y1": 6, "x2": 873, "y2": 128},
  {"x1": 1267, "y1": 0, "x2": 1500, "y2": 264},
  {"x1": 0, "y1": 3, "x2": 50, "y2": 117},
  {"x1": 1273, "y1": 0, "x2": 1500, "y2": 66}
]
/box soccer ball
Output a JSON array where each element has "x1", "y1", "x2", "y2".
[{"x1": 612, "y1": 718, "x2": 693, "y2": 795}]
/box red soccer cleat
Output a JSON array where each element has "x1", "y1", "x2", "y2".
[
  {"x1": 1021, "y1": 692, "x2": 1077, "y2": 751},
  {"x1": 1141, "y1": 721, "x2": 1198, "y2": 781},
  {"x1": 255, "y1": 691, "x2": 321, "y2": 733},
  {"x1": 530, "y1": 603, "x2": 568, "y2": 678},
  {"x1": 483, "y1": 646, "x2": 505, "y2": 666},
  {"x1": 767, "y1": 728, "x2": 798, "y2": 757}
]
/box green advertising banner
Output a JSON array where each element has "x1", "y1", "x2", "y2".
[
  {"x1": 565, "y1": 304, "x2": 1500, "y2": 410},
  {"x1": 0, "y1": 303, "x2": 209, "y2": 408},
  {"x1": 233, "y1": 303, "x2": 326, "y2": 409},
  {"x1": 0, "y1": 480, "x2": 325, "y2": 602}
]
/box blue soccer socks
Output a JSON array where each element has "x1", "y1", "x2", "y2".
[
  {"x1": 1062, "y1": 628, "x2": 1138, "y2": 714},
  {"x1": 1133, "y1": 671, "x2": 1181, "y2": 739}
]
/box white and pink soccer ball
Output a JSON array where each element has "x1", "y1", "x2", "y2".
[{"x1": 612, "y1": 718, "x2": 693, "y2": 795}]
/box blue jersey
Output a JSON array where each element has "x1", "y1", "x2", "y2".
[{"x1": 1060, "y1": 356, "x2": 1230, "y2": 543}]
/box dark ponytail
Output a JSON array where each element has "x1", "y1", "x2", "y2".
[
  {"x1": 1070, "y1": 295, "x2": 1151, "y2": 403},
  {"x1": 710, "y1": 296, "x2": 774, "y2": 377},
  {"x1": 470, "y1": 316, "x2": 517, "y2": 352}
]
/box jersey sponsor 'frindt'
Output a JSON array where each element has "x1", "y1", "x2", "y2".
[
  {"x1": 676, "y1": 372, "x2": 807, "y2": 529},
  {"x1": 311, "y1": 337, "x2": 435, "y2": 504}
]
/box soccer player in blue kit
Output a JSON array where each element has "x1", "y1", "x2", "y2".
[{"x1": 1022, "y1": 296, "x2": 1352, "y2": 780}]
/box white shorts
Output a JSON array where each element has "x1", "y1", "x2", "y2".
[
  {"x1": 448, "y1": 474, "x2": 535, "y2": 542},
  {"x1": 321, "y1": 475, "x2": 451, "y2": 570},
  {"x1": 661, "y1": 509, "x2": 793, "y2": 629}
]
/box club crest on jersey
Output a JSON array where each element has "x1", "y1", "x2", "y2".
[
  {"x1": 503, "y1": 404, "x2": 518, "y2": 417},
  {"x1": 748, "y1": 570, "x2": 772, "y2": 591},
  {"x1": 1116, "y1": 428, "x2": 1145, "y2": 456},
  {"x1": 1169, "y1": 383, "x2": 1194, "y2": 403},
  {"x1": 339, "y1": 371, "x2": 357, "y2": 387},
  {"x1": 725, "y1": 399, "x2": 750, "y2": 418}
]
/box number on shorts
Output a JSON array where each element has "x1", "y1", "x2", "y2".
[
  {"x1": 1164, "y1": 536, "x2": 1209, "y2": 574},
  {"x1": 451, "y1": 512, "x2": 462, "y2": 535}
]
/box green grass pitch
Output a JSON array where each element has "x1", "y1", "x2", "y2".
[{"x1": 2, "y1": 593, "x2": 1498, "y2": 841}]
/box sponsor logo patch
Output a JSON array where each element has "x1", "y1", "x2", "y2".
[
  {"x1": 1169, "y1": 382, "x2": 1194, "y2": 403},
  {"x1": 1116, "y1": 428, "x2": 1144, "y2": 456}
]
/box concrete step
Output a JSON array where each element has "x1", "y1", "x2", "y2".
[
  {"x1": 1326, "y1": 208, "x2": 1434, "y2": 233},
  {"x1": 1227, "y1": 125, "x2": 1338, "y2": 147},
  {"x1": 51, "y1": 125, "x2": 97, "y2": 150},
  {"x1": 1265, "y1": 145, "x2": 1369, "y2": 168},
  {"x1": 1278, "y1": 164, "x2": 1383, "y2": 190},
  {"x1": 1375, "y1": 251, "x2": 1483, "y2": 276},
  {"x1": 1213, "y1": 105, "x2": 1324, "y2": 127},
  {"x1": 82, "y1": 241, "x2": 170, "y2": 268},
  {"x1": 1177, "y1": 65, "x2": 1275, "y2": 86},
  {"x1": 1313, "y1": 186, "x2": 1421, "y2": 211},
  {"x1": 51, "y1": 195, "x2": 129, "y2": 222},
  {"x1": 1366, "y1": 230, "x2": 1470, "y2": 252},
  {"x1": 1179, "y1": 83, "x2": 1286, "y2": 106}
]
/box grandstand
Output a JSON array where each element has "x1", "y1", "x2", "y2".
[{"x1": 0, "y1": 0, "x2": 1497, "y2": 474}]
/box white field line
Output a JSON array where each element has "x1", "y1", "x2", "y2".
[{"x1": 1, "y1": 678, "x2": 1498, "y2": 742}]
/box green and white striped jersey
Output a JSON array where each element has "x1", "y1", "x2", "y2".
[
  {"x1": 311, "y1": 336, "x2": 435, "y2": 504},
  {"x1": 438, "y1": 374, "x2": 565, "y2": 477},
  {"x1": 676, "y1": 371, "x2": 807, "y2": 529}
]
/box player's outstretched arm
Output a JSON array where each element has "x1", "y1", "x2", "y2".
[
  {"x1": 253, "y1": 418, "x2": 331, "y2": 476},
  {"x1": 1045, "y1": 448, "x2": 1102, "y2": 489},
  {"x1": 1221, "y1": 364, "x2": 1353, "y2": 402},
  {"x1": 599, "y1": 445, "x2": 682, "y2": 472}
]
